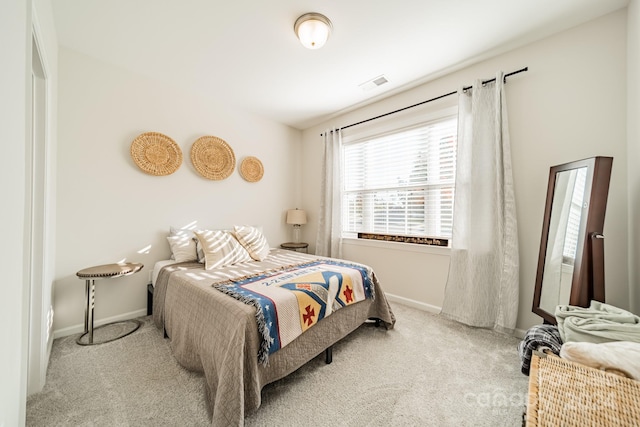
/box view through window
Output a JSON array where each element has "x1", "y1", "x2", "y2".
[{"x1": 342, "y1": 114, "x2": 458, "y2": 244}]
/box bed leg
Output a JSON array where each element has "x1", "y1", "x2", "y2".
[
  {"x1": 368, "y1": 317, "x2": 382, "y2": 327},
  {"x1": 147, "y1": 283, "x2": 154, "y2": 316},
  {"x1": 325, "y1": 346, "x2": 333, "y2": 364}
]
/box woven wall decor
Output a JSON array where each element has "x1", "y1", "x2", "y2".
[
  {"x1": 191, "y1": 136, "x2": 235, "y2": 180},
  {"x1": 130, "y1": 132, "x2": 182, "y2": 176},
  {"x1": 239, "y1": 156, "x2": 264, "y2": 182}
]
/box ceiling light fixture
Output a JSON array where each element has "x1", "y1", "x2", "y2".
[{"x1": 294, "y1": 12, "x2": 332, "y2": 49}]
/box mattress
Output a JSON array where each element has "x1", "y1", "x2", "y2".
[{"x1": 151, "y1": 259, "x2": 179, "y2": 286}]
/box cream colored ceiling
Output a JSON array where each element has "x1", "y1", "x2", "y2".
[{"x1": 51, "y1": 0, "x2": 629, "y2": 130}]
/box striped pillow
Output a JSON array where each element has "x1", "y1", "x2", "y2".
[
  {"x1": 233, "y1": 225, "x2": 270, "y2": 261},
  {"x1": 194, "y1": 230, "x2": 252, "y2": 270}
]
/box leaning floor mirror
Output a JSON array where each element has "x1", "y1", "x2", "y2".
[{"x1": 532, "y1": 156, "x2": 613, "y2": 324}]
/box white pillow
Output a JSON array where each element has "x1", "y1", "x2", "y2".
[
  {"x1": 166, "y1": 235, "x2": 198, "y2": 262},
  {"x1": 169, "y1": 226, "x2": 204, "y2": 263},
  {"x1": 233, "y1": 225, "x2": 270, "y2": 261},
  {"x1": 560, "y1": 341, "x2": 640, "y2": 380},
  {"x1": 194, "y1": 230, "x2": 252, "y2": 270}
]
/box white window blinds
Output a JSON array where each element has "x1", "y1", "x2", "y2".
[
  {"x1": 342, "y1": 115, "x2": 458, "y2": 240},
  {"x1": 563, "y1": 167, "x2": 587, "y2": 262}
]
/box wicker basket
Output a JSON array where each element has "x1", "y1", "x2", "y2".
[
  {"x1": 190, "y1": 136, "x2": 235, "y2": 180},
  {"x1": 526, "y1": 352, "x2": 640, "y2": 426},
  {"x1": 130, "y1": 132, "x2": 182, "y2": 176},
  {"x1": 239, "y1": 156, "x2": 264, "y2": 182}
]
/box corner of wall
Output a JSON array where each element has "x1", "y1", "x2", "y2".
[{"x1": 628, "y1": 0, "x2": 640, "y2": 314}]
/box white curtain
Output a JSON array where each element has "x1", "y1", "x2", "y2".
[
  {"x1": 441, "y1": 71, "x2": 520, "y2": 333},
  {"x1": 315, "y1": 128, "x2": 343, "y2": 258}
]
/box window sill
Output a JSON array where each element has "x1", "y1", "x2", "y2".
[{"x1": 342, "y1": 237, "x2": 451, "y2": 256}]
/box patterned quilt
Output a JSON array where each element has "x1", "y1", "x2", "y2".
[{"x1": 213, "y1": 260, "x2": 374, "y2": 364}]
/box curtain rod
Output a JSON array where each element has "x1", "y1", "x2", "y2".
[{"x1": 320, "y1": 66, "x2": 528, "y2": 136}]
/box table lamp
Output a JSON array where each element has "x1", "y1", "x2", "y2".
[{"x1": 286, "y1": 208, "x2": 307, "y2": 243}]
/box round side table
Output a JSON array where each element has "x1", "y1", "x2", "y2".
[
  {"x1": 76, "y1": 262, "x2": 143, "y2": 345},
  {"x1": 280, "y1": 242, "x2": 309, "y2": 253}
]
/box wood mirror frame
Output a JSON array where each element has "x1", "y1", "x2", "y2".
[{"x1": 532, "y1": 156, "x2": 613, "y2": 324}]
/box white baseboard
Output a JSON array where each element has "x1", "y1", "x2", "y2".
[
  {"x1": 385, "y1": 293, "x2": 527, "y2": 340},
  {"x1": 513, "y1": 328, "x2": 527, "y2": 339},
  {"x1": 385, "y1": 293, "x2": 442, "y2": 314},
  {"x1": 53, "y1": 308, "x2": 148, "y2": 339}
]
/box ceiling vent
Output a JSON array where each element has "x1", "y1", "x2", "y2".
[{"x1": 359, "y1": 75, "x2": 389, "y2": 92}]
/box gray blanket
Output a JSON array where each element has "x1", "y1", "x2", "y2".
[
  {"x1": 153, "y1": 249, "x2": 396, "y2": 426},
  {"x1": 555, "y1": 300, "x2": 640, "y2": 344}
]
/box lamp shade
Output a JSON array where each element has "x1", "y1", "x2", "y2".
[
  {"x1": 286, "y1": 209, "x2": 307, "y2": 225},
  {"x1": 294, "y1": 13, "x2": 332, "y2": 49}
]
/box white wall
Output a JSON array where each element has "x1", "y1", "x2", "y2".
[
  {"x1": 0, "y1": 1, "x2": 30, "y2": 425},
  {"x1": 628, "y1": 0, "x2": 640, "y2": 314},
  {"x1": 53, "y1": 48, "x2": 302, "y2": 334},
  {"x1": 301, "y1": 10, "x2": 630, "y2": 332}
]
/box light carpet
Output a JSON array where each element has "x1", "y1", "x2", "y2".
[{"x1": 26, "y1": 302, "x2": 529, "y2": 426}]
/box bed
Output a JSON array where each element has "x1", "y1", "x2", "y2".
[{"x1": 151, "y1": 230, "x2": 395, "y2": 427}]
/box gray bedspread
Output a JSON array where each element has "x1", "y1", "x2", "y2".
[{"x1": 153, "y1": 249, "x2": 395, "y2": 426}]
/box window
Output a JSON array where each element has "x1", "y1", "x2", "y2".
[
  {"x1": 562, "y1": 167, "x2": 587, "y2": 264},
  {"x1": 342, "y1": 114, "x2": 458, "y2": 243}
]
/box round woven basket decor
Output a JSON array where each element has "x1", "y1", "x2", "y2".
[
  {"x1": 190, "y1": 136, "x2": 235, "y2": 180},
  {"x1": 130, "y1": 132, "x2": 182, "y2": 176},
  {"x1": 240, "y1": 156, "x2": 264, "y2": 182}
]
